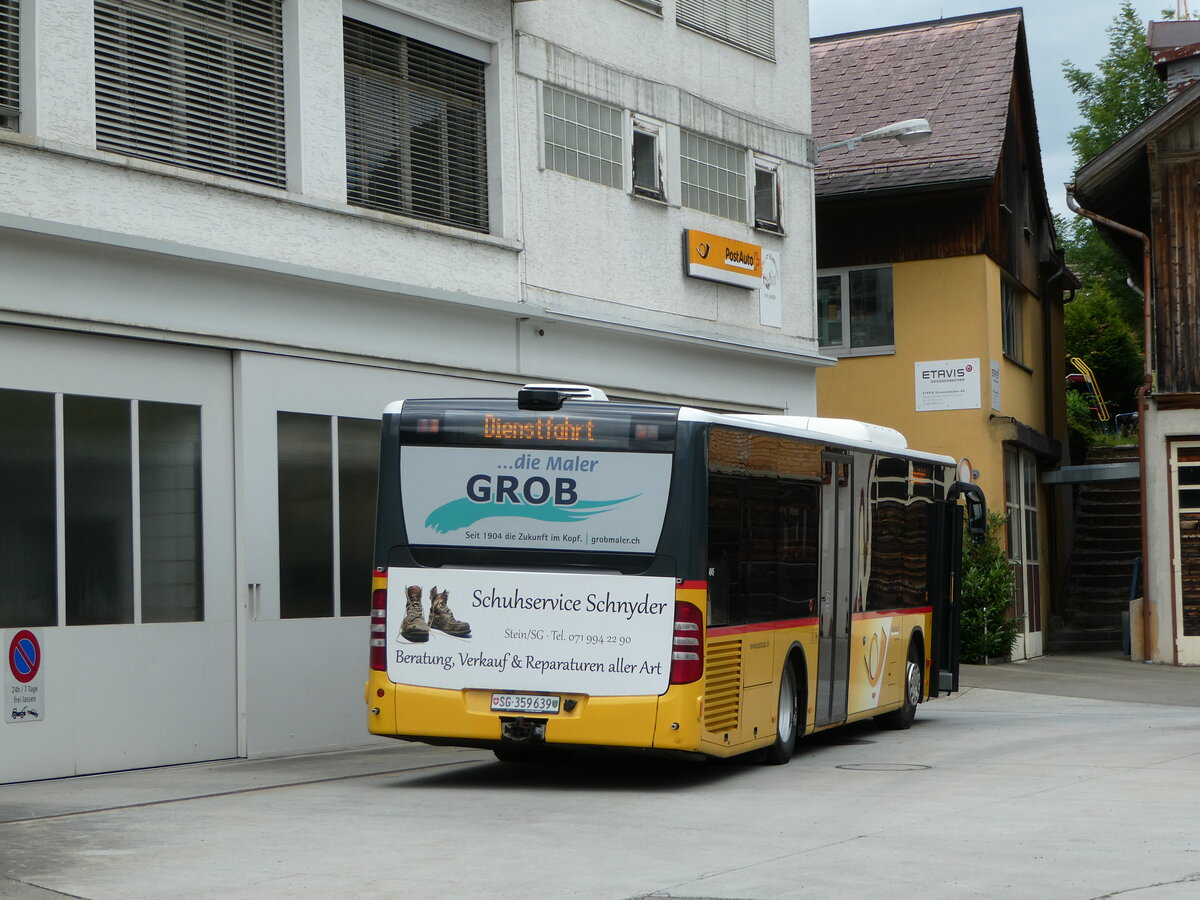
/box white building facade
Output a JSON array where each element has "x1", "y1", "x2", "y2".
[{"x1": 0, "y1": 0, "x2": 820, "y2": 781}]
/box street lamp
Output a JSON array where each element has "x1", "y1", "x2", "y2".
[{"x1": 816, "y1": 118, "x2": 933, "y2": 155}]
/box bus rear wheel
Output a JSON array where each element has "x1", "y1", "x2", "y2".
[
  {"x1": 762, "y1": 663, "x2": 801, "y2": 765},
  {"x1": 878, "y1": 643, "x2": 921, "y2": 730}
]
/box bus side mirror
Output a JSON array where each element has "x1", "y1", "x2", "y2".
[{"x1": 949, "y1": 482, "x2": 987, "y2": 543}]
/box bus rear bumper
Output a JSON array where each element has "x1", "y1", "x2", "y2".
[{"x1": 366, "y1": 672, "x2": 703, "y2": 752}]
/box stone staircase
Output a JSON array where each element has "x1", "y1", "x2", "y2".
[{"x1": 1048, "y1": 445, "x2": 1143, "y2": 652}]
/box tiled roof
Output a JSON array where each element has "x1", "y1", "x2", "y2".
[{"x1": 811, "y1": 10, "x2": 1021, "y2": 197}]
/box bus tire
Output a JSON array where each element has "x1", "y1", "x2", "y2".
[
  {"x1": 879, "y1": 643, "x2": 921, "y2": 730},
  {"x1": 762, "y1": 663, "x2": 800, "y2": 765}
]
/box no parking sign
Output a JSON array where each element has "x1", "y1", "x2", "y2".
[{"x1": 6, "y1": 629, "x2": 44, "y2": 724}]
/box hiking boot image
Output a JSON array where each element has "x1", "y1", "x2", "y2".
[
  {"x1": 428, "y1": 587, "x2": 471, "y2": 638},
  {"x1": 399, "y1": 585, "x2": 430, "y2": 643}
]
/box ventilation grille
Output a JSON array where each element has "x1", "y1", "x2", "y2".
[
  {"x1": 344, "y1": 18, "x2": 489, "y2": 233},
  {"x1": 94, "y1": 0, "x2": 286, "y2": 188},
  {"x1": 0, "y1": 0, "x2": 18, "y2": 130},
  {"x1": 703, "y1": 639, "x2": 742, "y2": 733},
  {"x1": 677, "y1": 0, "x2": 775, "y2": 61}
]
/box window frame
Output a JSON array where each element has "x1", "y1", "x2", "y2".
[
  {"x1": 631, "y1": 113, "x2": 665, "y2": 201},
  {"x1": 342, "y1": 13, "x2": 491, "y2": 233},
  {"x1": 676, "y1": 0, "x2": 776, "y2": 61},
  {"x1": 540, "y1": 83, "x2": 624, "y2": 190},
  {"x1": 680, "y1": 129, "x2": 748, "y2": 222},
  {"x1": 0, "y1": 0, "x2": 18, "y2": 131},
  {"x1": 1001, "y1": 278, "x2": 1025, "y2": 366},
  {"x1": 276, "y1": 411, "x2": 380, "y2": 620},
  {"x1": 93, "y1": 0, "x2": 287, "y2": 189},
  {"x1": 816, "y1": 264, "x2": 895, "y2": 357},
  {"x1": 753, "y1": 153, "x2": 782, "y2": 233}
]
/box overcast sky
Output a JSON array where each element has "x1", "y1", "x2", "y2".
[{"x1": 810, "y1": 1, "x2": 1172, "y2": 220}]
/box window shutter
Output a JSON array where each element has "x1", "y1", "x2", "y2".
[
  {"x1": 94, "y1": 0, "x2": 286, "y2": 188},
  {"x1": 344, "y1": 18, "x2": 489, "y2": 233},
  {"x1": 677, "y1": 0, "x2": 775, "y2": 60},
  {"x1": 0, "y1": 0, "x2": 18, "y2": 129}
]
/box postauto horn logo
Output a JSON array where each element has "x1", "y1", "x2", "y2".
[{"x1": 425, "y1": 473, "x2": 639, "y2": 534}]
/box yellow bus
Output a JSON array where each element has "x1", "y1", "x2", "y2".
[{"x1": 366, "y1": 385, "x2": 985, "y2": 763}]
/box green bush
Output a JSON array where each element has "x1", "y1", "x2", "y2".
[{"x1": 960, "y1": 512, "x2": 1019, "y2": 663}]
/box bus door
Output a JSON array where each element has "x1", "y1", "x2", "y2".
[{"x1": 816, "y1": 452, "x2": 853, "y2": 727}]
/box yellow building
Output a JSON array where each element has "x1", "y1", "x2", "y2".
[{"x1": 812, "y1": 11, "x2": 1074, "y2": 659}]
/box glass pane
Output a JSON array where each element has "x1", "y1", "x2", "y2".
[
  {"x1": 1023, "y1": 451, "x2": 1037, "y2": 506},
  {"x1": 65, "y1": 395, "x2": 133, "y2": 626},
  {"x1": 706, "y1": 474, "x2": 741, "y2": 628},
  {"x1": 278, "y1": 412, "x2": 333, "y2": 618},
  {"x1": 817, "y1": 274, "x2": 843, "y2": 348},
  {"x1": 633, "y1": 130, "x2": 657, "y2": 191},
  {"x1": 848, "y1": 268, "x2": 894, "y2": 348},
  {"x1": 1004, "y1": 447, "x2": 1018, "y2": 505},
  {"x1": 338, "y1": 417, "x2": 380, "y2": 617},
  {"x1": 0, "y1": 389, "x2": 57, "y2": 628},
  {"x1": 140, "y1": 402, "x2": 203, "y2": 623},
  {"x1": 755, "y1": 168, "x2": 776, "y2": 223}
]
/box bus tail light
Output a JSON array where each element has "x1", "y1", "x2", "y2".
[
  {"x1": 670, "y1": 600, "x2": 704, "y2": 684},
  {"x1": 370, "y1": 568, "x2": 388, "y2": 672}
]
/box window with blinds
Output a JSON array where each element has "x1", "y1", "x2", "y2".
[
  {"x1": 0, "y1": 0, "x2": 17, "y2": 130},
  {"x1": 344, "y1": 18, "x2": 489, "y2": 234},
  {"x1": 677, "y1": 0, "x2": 775, "y2": 60},
  {"x1": 94, "y1": 0, "x2": 286, "y2": 188}
]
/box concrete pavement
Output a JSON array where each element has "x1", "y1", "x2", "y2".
[
  {"x1": 2, "y1": 652, "x2": 1199, "y2": 899},
  {"x1": 960, "y1": 650, "x2": 1200, "y2": 707}
]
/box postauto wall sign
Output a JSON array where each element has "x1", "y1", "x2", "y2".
[{"x1": 684, "y1": 229, "x2": 763, "y2": 290}]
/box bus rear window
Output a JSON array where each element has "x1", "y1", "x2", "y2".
[{"x1": 399, "y1": 445, "x2": 673, "y2": 553}]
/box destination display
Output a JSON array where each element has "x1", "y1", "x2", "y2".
[{"x1": 398, "y1": 405, "x2": 677, "y2": 452}]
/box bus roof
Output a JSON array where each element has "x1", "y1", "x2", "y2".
[
  {"x1": 385, "y1": 390, "x2": 957, "y2": 467},
  {"x1": 680, "y1": 408, "x2": 956, "y2": 466}
]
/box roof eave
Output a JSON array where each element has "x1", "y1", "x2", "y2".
[{"x1": 1075, "y1": 78, "x2": 1200, "y2": 197}]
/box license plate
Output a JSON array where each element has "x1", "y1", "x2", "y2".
[{"x1": 490, "y1": 693, "x2": 561, "y2": 714}]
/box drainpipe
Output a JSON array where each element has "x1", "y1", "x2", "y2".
[{"x1": 1065, "y1": 185, "x2": 1156, "y2": 662}]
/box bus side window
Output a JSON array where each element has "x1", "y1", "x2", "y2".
[
  {"x1": 778, "y1": 481, "x2": 819, "y2": 618},
  {"x1": 706, "y1": 474, "x2": 740, "y2": 627}
]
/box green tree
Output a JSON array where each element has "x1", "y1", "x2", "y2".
[
  {"x1": 1063, "y1": 1, "x2": 1168, "y2": 166},
  {"x1": 1063, "y1": 278, "x2": 1144, "y2": 416},
  {"x1": 1060, "y1": 2, "x2": 1167, "y2": 406}
]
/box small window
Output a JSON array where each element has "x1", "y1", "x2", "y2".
[
  {"x1": 680, "y1": 130, "x2": 747, "y2": 221},
  {"x1": 817, "y1": 266, "x2": 894, "y2": 354},
  {"x1": 277, "y1": 412, "x2": 380, "y2": 619},
  {"x1": 0, "y1": 0, "x2": 18, "y2": 131},
  {"x1": 543, "y1": 84, "x2": 623, "y2": 189},
  {"x1": 632, "y1": 116, "x2": 664, "y2": 200},
  {"x1": 1002, "y1": 279, "x2": 1025, "y2": 365},
  {"x1": 753, "y1": 157, "x2": 781, "y2": 232}
]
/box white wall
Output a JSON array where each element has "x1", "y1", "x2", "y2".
[
  {"x1": 513, "y1": 1, "x2": 817, "y2": 355},
  {"x1": 0, "y1": 0, "x2": 821, "y2": 775},
  {"x1": 1143, "y1": 405, "x2": 1200, "y2": 665}
]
